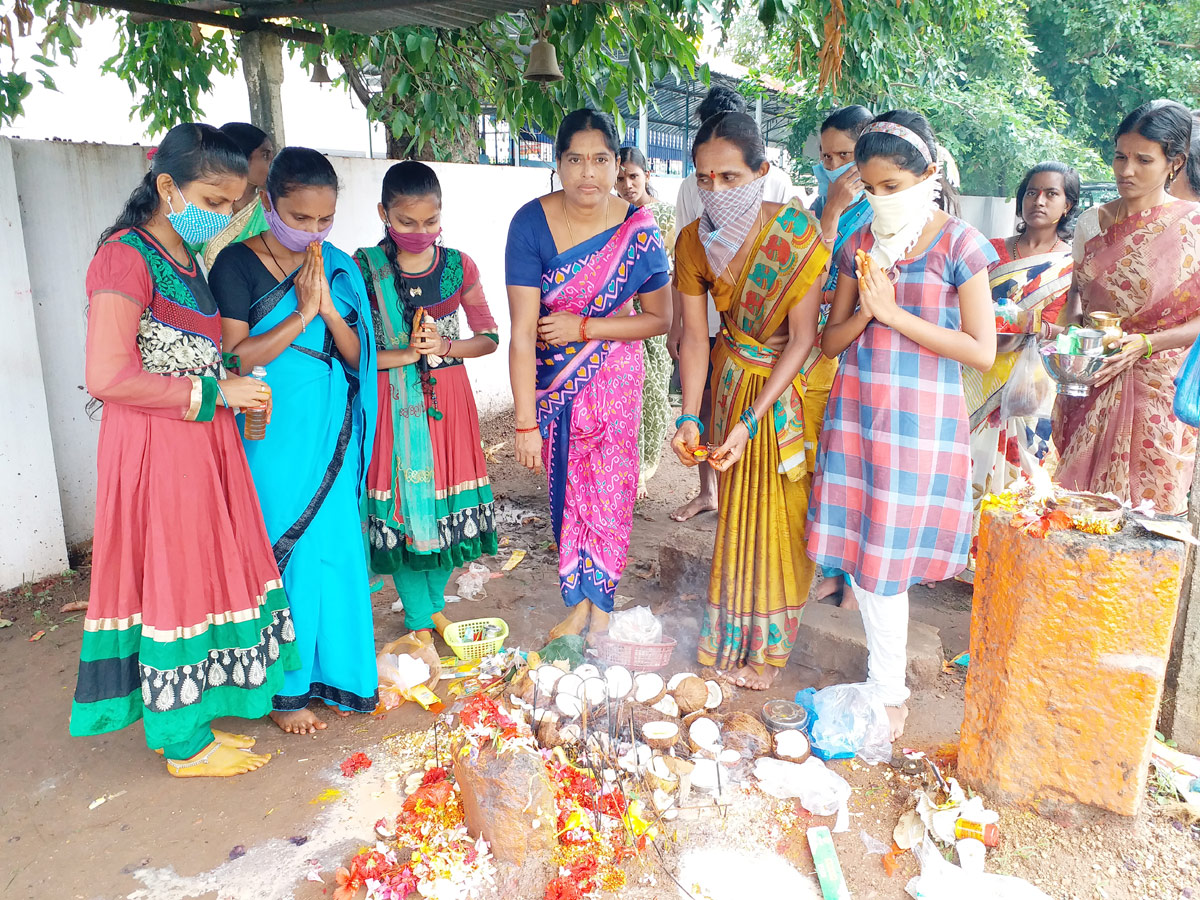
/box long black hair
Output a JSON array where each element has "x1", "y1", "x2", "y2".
[
  {"x1": 99, "y1": 123, "x2": 246, "y2": 247},
  {"x1": 618, "y1": 146, "x2": 656, "y2": 199},
  {"x1": 692, "y1": 111, "x2": 768, "y2": 172},
  {"x1": 554, "y1": 109, "x2": 620, "y2": 160},
  {"x1": 265, "y1": 146, "x2": 339, "y2": 205},
  {"x1": 1014, "y1": 161, "x2": 1080, "y2": 240},
  {"x1": 1115, "y1": 99, "x2": 1192, "y2": 185},
  {"x1": 378, "y1": 161, "x2": 443, "y2": 387},
  {"x1": 855, "y1": 110, "x2": 957, "y2": 213},
  {"x1": 219, "y1": 122, "x2": 270, "y2": 159}
]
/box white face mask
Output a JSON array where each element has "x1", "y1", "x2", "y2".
[{"x1": 864, "y1": 170, "x2": 942, "y2": 271}]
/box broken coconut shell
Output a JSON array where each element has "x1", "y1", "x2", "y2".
[
  {"x1": 703, "y1": 679, "x2": 724, "y2": 709},
  {"x1": 723, "y1": 711, "x2": 771, "y2": 746},
  {"x1": 633, "y1": 672, "x2": 666, "y2": 705},
  {"x1": 646, "y1": 754, "x2": 680, "y2": 793},
  {"x1": 671, "y1": 675, "x2": 709, "y2": 715},
  {"x1": 603, "y1": 665, "x2": 634, "y2": 702},
  {"x1": 667, "y1": 672, "x2": 697, "y2": 691},
  {"x1": 773, "y1": 729, "x2": 810, "y2": 763},
  {"x1": 651, "y1": 694, "x2": 681, "y2": 718},
  {"x1": 687, "y1": 716, "x2": 722, "y2": 755},
  {"x1": 641, "y1": 721, "x2": 681, "y2": 751}
]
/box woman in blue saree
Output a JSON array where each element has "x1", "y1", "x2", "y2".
[
  {"x1": 210, "y1": 148, "x2": 378, "y2": 734},
  {"x1": 506, "y1": 110, "x2": 671, "y2": 640}
]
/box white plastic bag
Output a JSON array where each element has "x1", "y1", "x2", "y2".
[
  {"x1": 1000, "y1": 338, "x2": 1054, "y2": 421},
  {"x1": 753, "y1": 756, "x2": 851, "y2": 829},
  {"x1": 608, "y1": 605, "x2": 663, "y2": 644},
  {"x1": 809, "y1": 682, "x2": 894, "y2": 765},
  {"x1": 455, "y1": 562, "x2": 490, "y2": 601},
  {"x1": 906, "y1": 836, "x2": 1052, "y2": 900}
]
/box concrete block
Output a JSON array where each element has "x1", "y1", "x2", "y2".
[
  {"x1": 658, "y1": 530, "x2": 715, "y2": 599},
  {"x1": 961, "y1": 508, "x2": 1185, "y2": 817},
  {"x1": 791, "y1": 603, "x2": 944, "y2": 689}
]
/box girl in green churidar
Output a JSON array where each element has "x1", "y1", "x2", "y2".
[{"x1": 355, "y1": 162, "x2": 500, "y2": 643}]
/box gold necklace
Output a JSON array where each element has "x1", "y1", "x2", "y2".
[{"x1": 562, "y1": 194, "x2": 611, "y2": 246}]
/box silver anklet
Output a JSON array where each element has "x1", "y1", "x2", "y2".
[{"x1": 166, "y1": 740, "x2": 220, "y2": 769}]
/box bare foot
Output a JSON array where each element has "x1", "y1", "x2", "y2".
[
  {"x1": 715, "y1": 667, "x2": 742, "y2": 685},
  {"x1": 637, "y1": 477, "x2": 650, "y2": 501},
  {"x1": 269, "y1": 708, "x2": 327, "y2": 734},
  {"x1": 166, "y1": 742, "x2": 271, "y2": 778},
  {"x1": 549, "y1": 601, "x2": 591, "y2": 640},
  {"x1": 838, "y1": 591, "x2": 860, "y2": 611},
  {"x1": 816, "y1": 576, "x2": 844, "y2": 601},
  {"x1": 154, "y1": 728, "x2": 255, "y2": 756},
  {"x1": 733, "y1": 665, "x2": 779, "y2": 691},
  {"x1": 324, "y1": 703, "x2": 352, "y2": 718},
  {"x1": 885, "y1": 704, "x2": 909, "y2": 741},
  {"x1": 670, "y1": 492, "x2": 717, "y2": 522},
  {"x1": 431, "y1": 611, "x2": 454, "y2": 639},
  {"x1": 588, "y1": 605, "x2": 610, "y2": 637}
]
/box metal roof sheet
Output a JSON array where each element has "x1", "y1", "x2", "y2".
[{"x1": 239, "y1": 0, "x2": 582, "y2": 32}]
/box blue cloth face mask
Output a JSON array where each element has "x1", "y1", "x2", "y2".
[
  {"x1": 166, "y1": 189, "x2": 231, "y2": 244},
  {"x1": 812, "y1": 160, "x2": 857, "y2": 200}
]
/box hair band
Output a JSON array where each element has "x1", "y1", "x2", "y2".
[{"x1": 862, "y1": 121, "x2": 934, "y2": 166}]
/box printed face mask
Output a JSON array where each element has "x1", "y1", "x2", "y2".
[
  {"x1": 264, "y1": 201, "x2": 334, "y2": 252},
  {"x1": 166, "y1": 190, "x2": 230, "y2": 244},
  {"x1": 387, "y1": 226, "x2": 441, "y2": 253}
]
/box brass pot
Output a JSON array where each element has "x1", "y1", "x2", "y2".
[{"x1": 1087, "y1": 312, "x2": 1124, "y2": 352}]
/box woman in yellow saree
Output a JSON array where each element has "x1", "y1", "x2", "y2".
[{"x1": 671, "y1": 112, "x2": 828, "y2": 690}]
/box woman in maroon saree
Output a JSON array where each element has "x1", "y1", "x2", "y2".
[{"x1": 1057, "y1": 100, "x2": 1200, "y2": 513}]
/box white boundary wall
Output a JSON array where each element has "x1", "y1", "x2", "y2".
[{"x1": 1, "y1": 137, "x2": 551, "y2": 588}]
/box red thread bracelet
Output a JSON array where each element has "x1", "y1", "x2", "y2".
[{"x1": 579, "y1": 317, "x2": 589, "y2": 342}]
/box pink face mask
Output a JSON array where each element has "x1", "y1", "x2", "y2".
[
  {"x1": 265, "y1": 202, "x2": 333, "y2": 252},
  {"x1": 387, "y1": 225, "x2": 441, "y2": 253}
]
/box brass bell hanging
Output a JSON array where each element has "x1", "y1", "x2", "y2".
[
  {"x1": 525, "y1": 39, "x2": 564, "y2": 83},
  {"x1": 310, "y1": 59, "x2": 333, "y2": 84}
]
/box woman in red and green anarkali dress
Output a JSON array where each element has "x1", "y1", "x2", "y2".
[
  {"x1": 69, "y1": 123, "x2": 299, "y2": 777},
  {"x1": 355, "y1": 161, "x2": 500, "y2": 642}
]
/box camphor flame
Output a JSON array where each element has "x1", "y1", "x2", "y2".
[{"x1": 1029, "y1": 465, "x2": 1055, "y2": 504}]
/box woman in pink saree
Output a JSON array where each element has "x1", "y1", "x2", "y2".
[
  {"x1": 506, "y1": 110, "x2": 671, "y2": 640},
  {"x1": 1057, "y1": 100, "x2": 1200, "y2": 513}
]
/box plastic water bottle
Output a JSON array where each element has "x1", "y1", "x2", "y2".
[{"x1": 243, "y1": 366, "x2": 268, "y2": 440}]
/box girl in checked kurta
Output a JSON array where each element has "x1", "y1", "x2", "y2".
[
  {"x1": 506, "y1": 109, "x2": 671, "y2": 640},
  {"x1": 209, "y1": 147, "x2": 377, "y2": 735},
  {"x1": 670, "y1": 112, "x2": 828, "y2": 691},
  {"x1": 355, "y1": 161, "x2": 500, "y2": 644},
  {"x1": 1055, "y1": 99, "x2": 1200, "y2": 513},
  {"x1": 808, "y1": 111, "x2": 998, "y2": 739},
  {"x1": 70, "y1": 123, "x2": 297, "y2": 777},
  {"x1": 197, "y1": 122, "x2": 273, "y2": 269}
]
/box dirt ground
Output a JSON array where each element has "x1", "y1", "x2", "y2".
[{"x1": 2, "y1": 412, "x2": 1198, "y2": 900}]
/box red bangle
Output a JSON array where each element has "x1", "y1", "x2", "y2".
[
  {"x1": 579, "y1": 317, "x2": 589, "y2": 342},
  {"x1": 516, "y1": 425, "x2": 539, "y2": 434}
]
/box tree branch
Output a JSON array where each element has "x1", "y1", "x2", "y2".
[{"x1": 337, "y1": 53, "x2": 374, "y2": 107}]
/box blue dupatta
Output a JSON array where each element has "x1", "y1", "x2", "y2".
[{"x1": 242, "y1": 243, "x2": 377, "y2": 570}]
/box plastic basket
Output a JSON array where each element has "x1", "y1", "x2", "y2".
[
  {"x1": 593, "y1": 634, "x2": 676, "y2": 671},
  {"x1": 444, "y1": 617, "x2": 509, "y2": 661}
]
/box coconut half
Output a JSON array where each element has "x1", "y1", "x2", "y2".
[
  {"x1": 652, "y1": 788, "x2": 676, "y2": 812},
  {"x1": 672, "y1": 675, "x2": 709, "y2": 715},
  {"x1": 555, "y1": 672, "x2": 583, "y2": 702},
  {"x1": 533, "y1": 665, "x2": 565, "y2": 693},
  {"x1": 641, "y1": 721, "x2": 680, "y2": 751},
  {"x1": 604, "y1": 665, "x2": 634, "y2": 701},
  {"x1": 774, "y1": 729, "x2": 810, "y2": 761},
  {"x1": 687, "y1": 716, "x2": 721, "y2": 755},
  {"x1": 651, "y1": 694, "x2": 681, "y2": 718},
  {"x1": 703, "y1": 680, "x2": 724, "y2": 709},
  {"x1": 575, "y1": 663, "x2": 601, "y2": 681},
  {"x1": 581, "y1": 677, "x2": 608, "y2": 706},
  {"x1": 633, "y1": 672, "x2": 666, "y2": 705},
  {"x1": 555, "y1": 691, "x2": 583, "y2": 719}
]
